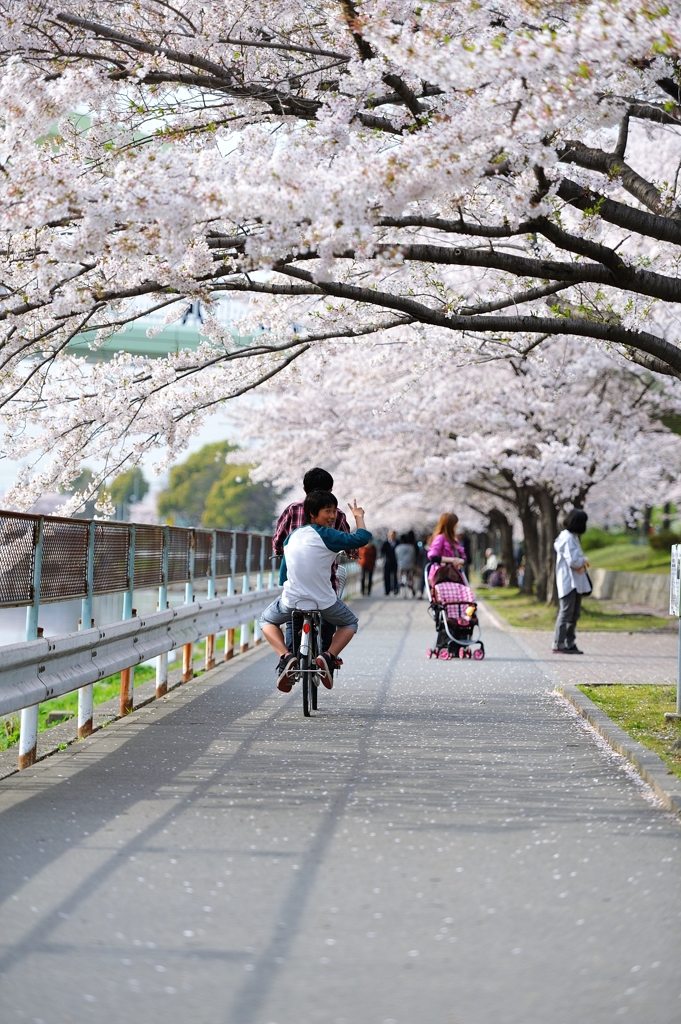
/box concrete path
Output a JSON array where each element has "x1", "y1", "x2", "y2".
[
  {"x1": 511, "y1": 626, "x2": 678, "y2": 686},
  {"x1": 0, "y1": 598, "x2": 679, "y2": 1024}
]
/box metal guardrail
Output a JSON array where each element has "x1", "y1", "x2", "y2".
[
  {"x1": 0, "y1": 588, "x2": 280, "y2": 719},
  {"x1": 0, "y1": 510, "x2": 279, "y2": 771},
  {"x1": 0, "y1": 508, "x2": 364, "y2": 773}
]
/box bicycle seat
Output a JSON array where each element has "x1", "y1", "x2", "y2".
[{"x1": 291, "y1": 599, "x2": 322, "y2": 612}]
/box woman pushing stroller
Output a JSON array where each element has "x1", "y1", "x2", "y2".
[
  {"x1": 427, "y1": 513, "x2": 467, "y2": 585},
  {"x1": 425, "y1": 512, "x2": 484, "y2": 660}
]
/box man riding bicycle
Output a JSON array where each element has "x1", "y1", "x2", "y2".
[{"x1": 259, "y1": 491, "x2": 370, "y2": 691}]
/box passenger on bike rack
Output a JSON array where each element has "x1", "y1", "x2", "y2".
[{"x1": 259, "y1": 491, "x2": 371, "y2": 692}]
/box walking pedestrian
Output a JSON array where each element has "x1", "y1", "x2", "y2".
[
  {"x1": 358, "y1": 541, "x2": 377, "y2": 596},
  {"x1": 381, "y1": 530, "x2": 398, "y2": 595},
  {"x1": 553, "y1": 509, "x2": 591, "y2": 655}
]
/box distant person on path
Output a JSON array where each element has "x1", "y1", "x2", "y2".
[
  {"x1": 358, "y1": 542, "x2": 377, "y2": 596},
  {"x1": 381, "y1": 530, "x2": 399, "y2": 595},
  {"x1": 414, "y1": 540, "x2": 427, "y2": 598},
  {"x1": 395, "y1": 536, "x2": 415, "y2": 572},
  {"x1": 553, "y1": 509, "x2": 591, "y2": 655},
  {"x1": 273, "y1": 467, "x2": 350, "y2": 653},
  {"x1": 426, "y1": 513, "x2": 467, "y2": 588}
]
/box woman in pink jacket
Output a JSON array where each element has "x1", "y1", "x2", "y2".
[{"x1": 427, "y1": 513, "x2": 467, "y2": 586}]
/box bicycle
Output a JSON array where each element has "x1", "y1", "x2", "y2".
[
  {"x1": 398, "y1": 566, "x2": 416, "y2": 599},
  {"x1": 290, "y1": 602, "x2": 323, "y2": 717},
  {"x1": 289, "y1": 572, "x2": 347, "y2": 718}
]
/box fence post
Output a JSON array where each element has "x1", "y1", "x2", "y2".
[
  {"x1": 77, "y1": 520, "x2": 96, "y2": 738},
  {"x1": 120, "y1": 524, "x2": 136, "y2": 716},
  {"x1": 240, "y1": 534, "x2": 252, "y2": 654},
  {"x1": 156, "y1": 525, "x2": 170, "y2": 698},
  {"x1": 18, "y1": 517, "x2": 44, "y2": 770},
  {"x1": 253, "y1": 534, "x2": 265, "y2": 646},
  {"x1": 205, "y1": 530, "x2": 217, "y2": 671},
  {"x1": 182, "y1": 531, "x2": 195, "y2": 682},
  {"x1": 225, "y1": 532, "x2": 236, "y2": 661}
]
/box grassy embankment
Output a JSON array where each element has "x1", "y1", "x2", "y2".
[
  {"x1": 586, "y1": 541, "x2": 670, "y2": 574},
  {"x1": 0, "y1": 630, "x2": 241, "y2": 753},
  {"x1": 578, "y1": 684, "x2": 681, "y2": 780},
  {"x1": 483, "y1": 587, "x2": 671, "y2": 631}
]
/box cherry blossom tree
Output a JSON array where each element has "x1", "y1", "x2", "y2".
[
  {"x1": 236, "y1": 336, "x2": 681, "y2": 601},
  {"x1": 1, "y1": 1, "x2": 681, "y2": 506}
]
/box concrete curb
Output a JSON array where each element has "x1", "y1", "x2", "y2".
[{"x1": 479, "y1": 597, "x2": 681, "y2": 819}]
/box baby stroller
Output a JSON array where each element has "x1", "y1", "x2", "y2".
[{"x1": 425, "y1": 562, "x2": 484, "y2": 660}]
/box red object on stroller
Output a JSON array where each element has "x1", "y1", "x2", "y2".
[{"x1": 425, "y1": 568, "x2": 485, "y2": 661}]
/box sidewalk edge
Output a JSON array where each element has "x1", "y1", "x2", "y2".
[
  {"x1": 479, "y1": 597, "x2": 681, "y2": 818},
  {"x1": 558, "y1": 682, "x2": 681, "y2": 819}
]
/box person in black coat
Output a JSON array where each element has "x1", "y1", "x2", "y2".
[{"x1": 381, "y1": 530, "x2": 398, "y2": 595}]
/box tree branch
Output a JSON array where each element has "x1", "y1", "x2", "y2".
[
  {"x1": 557, "y1": 178, "x2": 681, "y2": 245},
  {"x1": 275, "y1": 264, "x2": 681, "y2": 377},
  {"x1": 558, "y1": 140, "x2": 681, "y2": 223}
]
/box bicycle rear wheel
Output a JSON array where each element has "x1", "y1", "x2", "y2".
[{"x1": 302, "y1": 648, "x2": 312, "y2": 717}]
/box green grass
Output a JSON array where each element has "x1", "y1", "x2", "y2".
[
  {"x1": 585, "y1": 540, "x2": 671, "y2": 574},
  {"x1": 483, "y1": 587, "x2": 672, "y2": 632},
  {"x1": 578, "y1": 684, "x2": 681, "y2": 780},
  {"x1": 0, "y1": 664, "x2": 157, "y2": 753}
]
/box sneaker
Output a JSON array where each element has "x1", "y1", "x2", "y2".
[
  {"x1": 316, "y1": 652, "x2": 343, "y2": 689},
  {"x1": 276, "y1": 652, "x2": 299, "y2": 692},
  {"x1": 565, "y1": 646, "x2": 584, "y2": 654}
]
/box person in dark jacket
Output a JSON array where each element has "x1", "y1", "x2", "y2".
[
  {"x1": 381, "y1": 531, "x2": 398, "y2": 595},
  {"x1": 358, "y1": 542, "x2": 377, "y2": 596}
]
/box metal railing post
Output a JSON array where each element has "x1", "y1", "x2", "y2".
[
  {"x1": 240, "y1": 534, "x2": 252, "y2": 654},
  {"x1": 182, "y1": 531, "x2": 195, "y2": 682},
  {"x1": 205, "y1": 530, "x2": 217, "y2": 671},
  {"x1": 156, "y1": 525, "x2": 170, "y2": 698},
  {"x1": 120, "y1": 524, "x2": 136, "y2": 716},
  {"x1": 225, "y1": 532, "x2": 237, "y2": 661},
  {"x1": 77, "y1": 520, "x2": 96, "y2": 738},
  {"x1": 18, "y1": 517, "x2": 44, "y2": 770},
  {"x1": 253, "y1": 534, "x2": 265, "y2": 646}
]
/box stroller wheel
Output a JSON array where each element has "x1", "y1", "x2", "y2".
[
  {"x1": 426, "y1": 648, "x2": 434, "y2": 659},
  {"x1": 473, "y1": 646, "x2": 485, "y2": 661},
  {"x1": 458, "y1": 647, "x2": 466, "y2": 659},
  {"x1": 439, "y1": 648, "x2": 450, "y2": 660}
]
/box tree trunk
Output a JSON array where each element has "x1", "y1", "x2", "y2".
[
  {"x1": 537, "y1": 490, "x2": 560, "y2": 606},
  {"x1": 519, "y1": 504, "x2": 541, "y2": 597},
  {"x1": 521, "y1": 555, "x2": 534, "y2": 595},
  {"x1": 488, "y1": 509, "x2": 517, "y2": 587}
]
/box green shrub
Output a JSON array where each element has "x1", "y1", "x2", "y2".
[
  {"x1": 582, "y1": 527, "x2": 617, "y2": 551},
  {"x1": 649, "y1": 530, "x2": 681, "y2": 551}
]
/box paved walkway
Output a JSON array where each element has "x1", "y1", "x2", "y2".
[
  {"x1": 487, "y1": 611, "x2": 678, "y2": 686},
  {"x1": 0, "y1": 598, "x2": 679, "y2": 1024}
]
